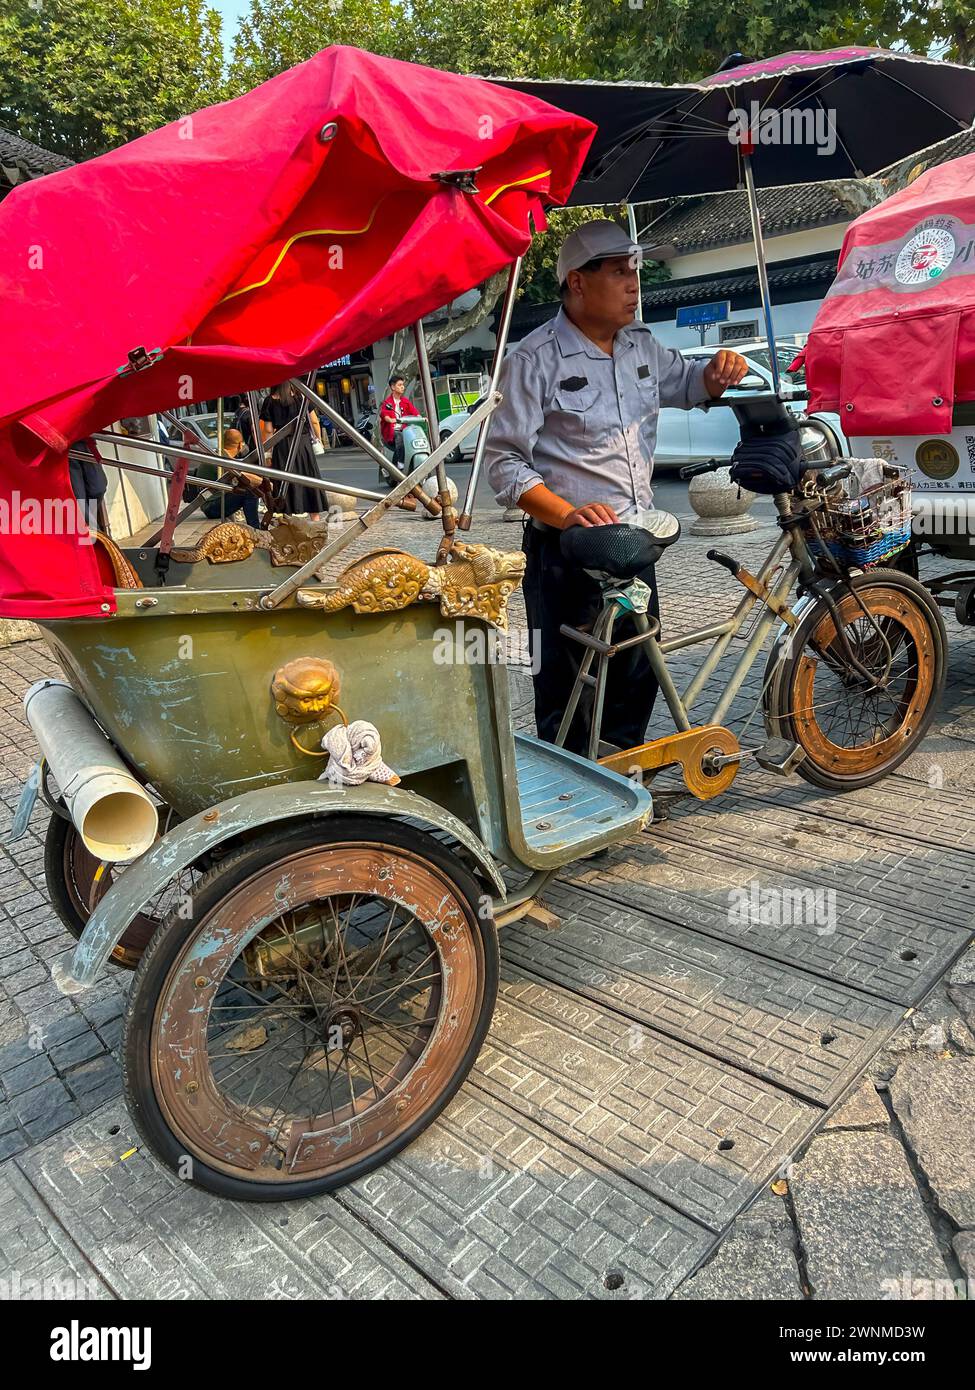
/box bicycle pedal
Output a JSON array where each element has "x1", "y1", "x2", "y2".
[{"x1": 754, "y1": 738, "x2": 806, "y2": 776}]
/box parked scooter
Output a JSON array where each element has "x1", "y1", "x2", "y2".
[{"x1": 355, "y1": 403, "x2": 377, "y2": 445}]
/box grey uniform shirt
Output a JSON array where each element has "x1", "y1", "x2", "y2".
[{"x1": 485, "y1": 307, "x2": 710, "y2": 516}]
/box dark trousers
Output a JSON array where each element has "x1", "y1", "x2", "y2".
[
  {"x1": 522, "y1": 522, "x2": 660, "y2": 755},
  {"x1": 202, "y1": 491, "x2": 260, "y2": 527}
]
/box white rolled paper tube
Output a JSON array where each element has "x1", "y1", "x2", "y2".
[{"x1": 24, "y1": 679, "x2": 158, "y2": 862}]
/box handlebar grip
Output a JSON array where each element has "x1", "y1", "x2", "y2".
[
  {"x1": 679, "y1": 457, "x2": 725, "y2": 481},
  {"x1": 706, "y1": 549, "x2": 740, "y2": 576}
]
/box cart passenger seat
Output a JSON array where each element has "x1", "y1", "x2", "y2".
[
  {"x1": 93, "y1": 533, "x2": 144, "y2": 589},
  {"x1": 560, "y1": 515, "x2": 679, "y2": 582}
]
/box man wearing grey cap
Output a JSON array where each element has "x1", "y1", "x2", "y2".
[{"x1": 485, "y1": 218, "x2": 747, "y2": 752}]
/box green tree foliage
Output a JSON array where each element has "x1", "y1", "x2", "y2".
[
  {"x1": 230, "y1": 0, "x2": 589, "y2": 88},
  {"x1": 231, "y1": 0, "x2": 909, "y2": 88},
  {"x1": 823, "y1": 0, "x2": 975, "y2": 68},
  {"x1": 520, "y1": 207, "x2": 670, "y2": 302},
  {"x1": 0, "y1": 0, "x2": 225, "y2": 159}
]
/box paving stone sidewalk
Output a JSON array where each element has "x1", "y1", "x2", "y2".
[{"x1": 0, "y1": 494, "x2": 972, "y2": 1300}]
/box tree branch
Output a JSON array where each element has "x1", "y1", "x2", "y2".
[{"x1": 392, "y1": 269, "x2": 511, "y2": 386}]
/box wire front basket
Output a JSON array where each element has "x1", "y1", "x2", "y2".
[{"x1": 813, "y1": 460, "x2": 913, "y2": 569}]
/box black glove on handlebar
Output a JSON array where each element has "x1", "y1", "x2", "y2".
[{"x1": 728, "y1": 415, "x2": 806, "y2": 495}]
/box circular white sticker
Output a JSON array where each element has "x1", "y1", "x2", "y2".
[{"x1": 894, "y1": 226, "x2": 956, "y2": 286}]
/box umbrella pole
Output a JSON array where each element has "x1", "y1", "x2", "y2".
[
  {"x1": 627, "y1": 204, "x2": 644, "y2": 322},
  {"x1": 742, "y1": 148, "x2": 780, "y2": 394}
]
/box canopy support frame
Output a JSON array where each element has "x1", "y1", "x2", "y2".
[
  {"x1": 741, "y1": 146, "x2": 781, "y2": 394},
  {"x1": 411, "y1": 318, "x2": 457, "y2": 551},
  {"x1": 459, "y1": 256, "x2": 522, "y2": 529},
  {"x1": 291, "y1": 379, "x2": 441, "y2": 517},
  {"x1": 259, "y1": 390, "x2": 502, "y2": 610}
]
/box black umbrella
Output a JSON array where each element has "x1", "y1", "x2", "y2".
[{"x1": 503, "y1": 48, "x2": 975, "y2": 386}]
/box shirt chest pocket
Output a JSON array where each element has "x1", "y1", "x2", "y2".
[
  {"x1": 549, "y1": 384, "x2": 601, "y2": 442},
  {"x1": 637, "y1": 372, "x2": 660, "y2": 411}
]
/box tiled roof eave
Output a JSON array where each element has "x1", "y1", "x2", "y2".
[
  {"x1": 640, "y1": 257, "x2": 838, "y2": 308},
  {"x1": 0, "y1": 128, "x2": 73, "y2": 181}
]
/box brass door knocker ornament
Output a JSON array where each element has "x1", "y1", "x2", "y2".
[
  {"x1": 271, "y1": 657, "x2": 347, "y2": 756},
  {"x1": 289, "y1": 705, "x2": 348, "y2": 757}
]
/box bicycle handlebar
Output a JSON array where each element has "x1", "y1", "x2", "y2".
[{"x1": 679, "y1": 457, "x2": 729, "y2": 481}]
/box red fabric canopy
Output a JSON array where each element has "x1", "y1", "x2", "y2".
[
  {"x1": 805, "y1": 152, "x2": 975, "y2": 437},
  {"x1": 0, "y1": 45, "x2": 593, "y2": 617}
]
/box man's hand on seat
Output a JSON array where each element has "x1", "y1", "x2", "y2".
[
  {"x1": 561, "y1": 502, "x2": 620, "y2": 528},
  {"x1": 518, "y1": 482, "x2": 620, "y2": 530}
]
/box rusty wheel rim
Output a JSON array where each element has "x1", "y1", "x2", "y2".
[
  {"x1": 151, "y1": 841, "x2": 484, "y2": 1184},
  {"x1": 789, "y1": 586, "x2": 934, "y2": 777}
]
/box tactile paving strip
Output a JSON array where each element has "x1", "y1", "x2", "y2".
[
  {"x1": 502, "y1": 881, "x2": 902, "y2": 1105},
  {"x1": 9, "y1": 1096, "x2": 712, "y2": 1302},
  {"x1": 737, "y1": 767, "x2": 975, "y2": 857},
  {"x1": 653, "y1": 784, "x2": 975, "y2": 935},
  {"x1": 0, "y1": 1161, "x2": 112, "y2": 1300},
  {"x1": 338, "y1": 1090, "x2": 713, "y2": 1299},
  {"x1": 562, "y1": 831, "x2": 970, "y2": 1005},
  {"x1": 8, "y1": 1109, "x2": 442, "y2": 1301},
  {"x1": 474, "y1": 970, "x2": 817, "y2": 1229}
]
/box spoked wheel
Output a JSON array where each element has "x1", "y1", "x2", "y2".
[
  {"x1": 123, "y1": 817, "x2": 498, "y2": 1200},
  {"x1": 44, "y1": 811, "x2": 174, "y2": 970},
  {"x1": 766, "y1": 568, "x2": 946, "y2": 791}
]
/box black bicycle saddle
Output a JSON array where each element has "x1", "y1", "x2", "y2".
[{"x1": 560, "y1": 519, "x2": 679, "y2": 580}]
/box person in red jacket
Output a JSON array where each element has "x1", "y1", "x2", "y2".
[{"x1": 379, "y1": 375, "x2": 420, "y2": 473}]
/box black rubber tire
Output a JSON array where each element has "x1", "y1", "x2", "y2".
[
  {"x1": 440, "y1": 430, "x2": 461, "y2": 465},
  {"x1": 891, "y1": 538, "x2": 920, "y2": 581},
  {"x1": 766, "y1": 567, "x2": 947, "y2": 792},
  {"x1": 43, "y1": 810, "x2": 89, "y2": 940},
  {"x1": 43, "y1": 809, "x2": 177, "y2": 971},
  {"x1": 122, "y1": 816, "x2": 499, "y2": 1202}
]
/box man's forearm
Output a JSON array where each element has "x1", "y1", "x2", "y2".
[{"x1": 518, "y1": 482, "x2": 574, "y2": 528}]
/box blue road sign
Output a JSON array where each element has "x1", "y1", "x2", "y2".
[{"x1": 676, "y1": 301, "x2": 730, "y2": 328}]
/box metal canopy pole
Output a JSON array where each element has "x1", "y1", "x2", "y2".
[
  {"x1": 278, "y1": 372, "x2": 316, "y2": 499},
  {"x1": 237, "y1": 414, "x2": 295, "y2": 463},
  {"x1": 458, "y1": 256, "x2": 522, "y2": 530},
  {"x1": 246, "y1": 390, "x2": 264, "y2": 465},
  {"x1": 67, "y1": 447, "x2": 236, "y2": 494},
  {"x1": 412, "y1": 318, "x2": 456, "y2": 542},
  {"x1": 158, "y1": 409, "x2": 220, "y2": 456},
  {"x1": 741, "y1": 146, "x2": 780, "y2": 394},
  {"x1": 83, "y1": 430, "x2": 387, "y2": 502},
  {"x1": 291, "y1": 377, "x2": 441, "y2": 516}
]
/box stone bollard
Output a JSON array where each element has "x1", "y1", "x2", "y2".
[
  {"x1": 687, "y1": 466, "x2": 759, "y2": 536},
  {"x1": 0, "y1": 619, "x2": 40, "y2": 648},
  {"x1": 325, "y1": 491, "x2": 359, "y2": 524},
  {"x1": 420, "y1": 475, "x2": 459, "y2": 518}
]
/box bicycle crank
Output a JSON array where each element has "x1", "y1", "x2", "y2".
[{"x1": 599, "y1": 725, "x2": 741, "y2": 799}]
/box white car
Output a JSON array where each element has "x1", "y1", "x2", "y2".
[
  {"x1": 439, "y1": 398, "x2": 486, "y2": 462},
  {"x1": 654, "y1": 342, "x2": 848, "y2": 471},
  {"x1": 441, "y1": 343, "x2": 848, "y2": 468}
]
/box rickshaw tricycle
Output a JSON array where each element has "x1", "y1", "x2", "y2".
[{"x1": 0, "y1": 47, "x2": 946, "y2": 1200}]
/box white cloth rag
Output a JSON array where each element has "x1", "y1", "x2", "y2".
[{"x1": 319, "y1": 719, "x2": 400, "y2": 786}]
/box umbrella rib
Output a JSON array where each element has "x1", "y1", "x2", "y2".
[
  {"x1": 871, "y1": 63, "x2": 971, "y2": 132},
  {"x1": 620, "y1": 90, "x2": 718, "y2": 203},
  {"x1": 813, "y1": 92, "x2": 861, "y2": 178}
]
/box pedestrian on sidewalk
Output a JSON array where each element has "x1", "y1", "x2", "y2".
[
  {"x1": 196, "y1": 428, "x2": 262, "y2": 528},
  {"x1": 259, "y1": 380, "x2": 324, "y2": 518}
]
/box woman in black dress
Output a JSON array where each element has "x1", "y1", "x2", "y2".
[{"x1": 259, "y1": 380, "x2": 324, "y2": 517}]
